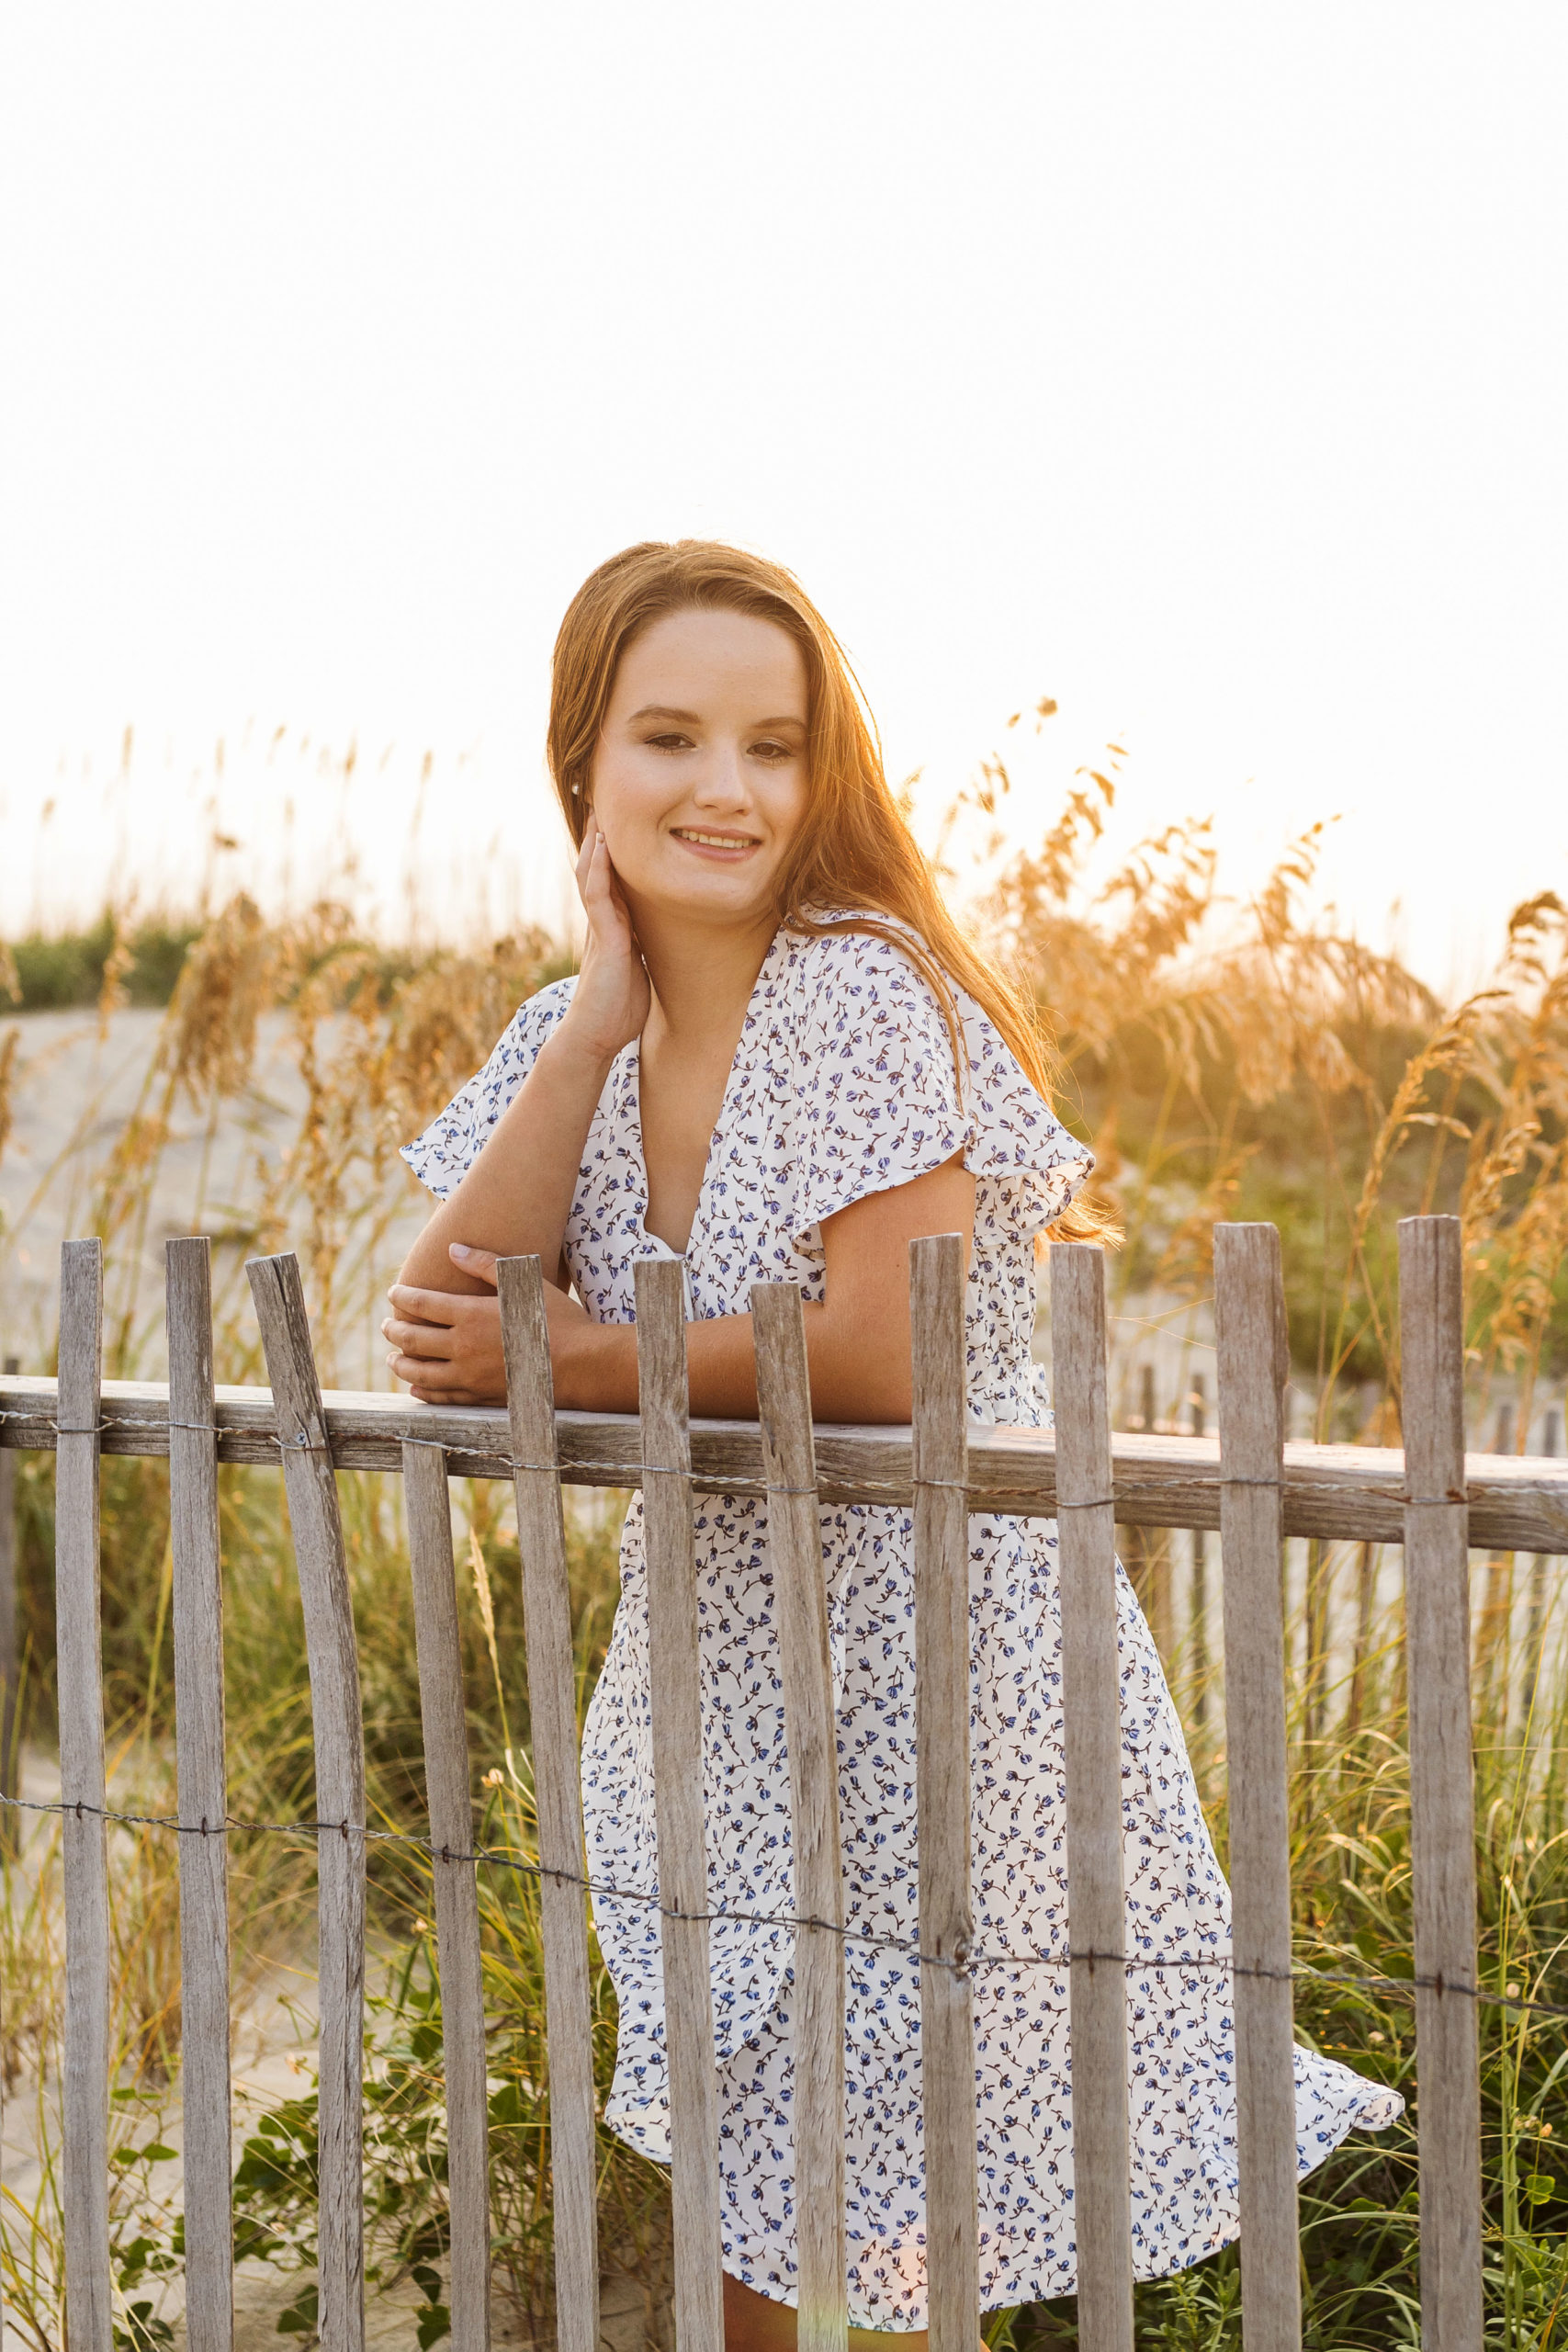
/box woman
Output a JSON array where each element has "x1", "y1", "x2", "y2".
[{"x1": 388, "y1": 541, "x2": 1399, "y2": 2345}]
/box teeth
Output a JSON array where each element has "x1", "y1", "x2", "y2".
[{"x1": 675, "y1": 830, "x2": 755, "y2": 849}]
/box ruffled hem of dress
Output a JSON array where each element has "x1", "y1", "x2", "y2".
[
  {"x1": 789, "y1": 1117, "x2": 1094, "y2": 1254},
  {"x1": 622, "y1": 2069, "x2": 1404, "y2": 2330},
  {"x1": 399, "y1": 1133, "x2": 457, "y2": 1199},
  {"x1": 789, "y1": 1114, "x2": 972, "y2": 1248},
  {"x1": 603, "y1": 2096, "x2": 673, "y2": 2166}
]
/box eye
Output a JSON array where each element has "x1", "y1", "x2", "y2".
[
  {"x1": 645, "y1": 731, "x2": 694, "y2": 752},
  {"x1": 750, "y1": 739, "x2": 796, "y2": 763}
]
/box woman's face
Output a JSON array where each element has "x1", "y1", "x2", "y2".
[{"x1": 589, "y1": 606, "x2": 809, "y2": 933}]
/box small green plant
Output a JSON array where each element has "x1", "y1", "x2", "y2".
[
  {"x1": 0, "y1": 2067, "x2": 186, "y2": 2352},
  {"x1": 226, "y1": 1966, "x2": 457, "y2": 2351}
]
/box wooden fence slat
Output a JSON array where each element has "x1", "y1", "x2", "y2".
[
  {"x1": 1520, "y1": 1405, "x2": 1561, "y2": 1732},
  {"x1": 402, "y1": 1442, "x2": 492, "y2": 2352},
  {"x1": 1049, "y1": 1242, "x2": 1134, "y2": 2352},
  {"x1": 166, "y1": 1238, "x2": 234, "y2": 2352},
  {"x1": 1123, "y1": 1364, "x2": 1172, "y2": 1663},
  {"x1": 909, "y1": 1233, "x2": 979, "y2": 2352},
  {"x1": 750, "y1": 1282, "x2": 846, "y2": 2352},
  {"x1": 495, "y1": 1257, "x2": 599, "y2": 2352},
  {"x1": 1399, "y1": 1216, "x2": 1483, "y2": 2352},
  {"x1": 246, "y1": 1253, "x2": 367, "y2": 2352},
  {"x1": 57, "y1": 1239, "x2": 113, "y2": 2352},
  {"x1": 634, "y1": 1255, "x2": 724, "y2": 2352},
  {"x1": 1188, "y1": 1374, "x2": 1209, "y2": 1727},
  {"x1": 1, "y1": 1352, "x2": 19, "y2": 1853},
  {"x1": 1213, "y1": 1224, "x2": 1302, "y2": 2352}
]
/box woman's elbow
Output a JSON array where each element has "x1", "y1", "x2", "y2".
[{"x1": 398, "y1": 1212, "x2": 463, "y2": 1294}]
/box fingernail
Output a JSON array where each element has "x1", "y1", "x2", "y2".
[{"x1": 451, "y1": 1242, "x2": 472, "y2": 1260}]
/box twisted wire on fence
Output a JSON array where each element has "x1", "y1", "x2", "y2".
[{"x1": 5, "y1": 1788, "x2": 1564, "y2": 2023}]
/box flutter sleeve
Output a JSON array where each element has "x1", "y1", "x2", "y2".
[
  {"x1": 957, "y1": 986, "x2": 1095, "y2": 1237},
  {"x1": 400, "y1": 978, "x2": 576, "y2": 1200},
  {"x1": 788, "y1": 928, "x2": 1093, "y2": 1246}
]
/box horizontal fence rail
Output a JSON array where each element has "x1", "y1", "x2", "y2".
[
  {"x1": 5, "y1": 1377, "x2": 1567, "y2": 1552},
  {"x1": 3, "y1": 1212, "x2": 1559, "y2": 2352}
]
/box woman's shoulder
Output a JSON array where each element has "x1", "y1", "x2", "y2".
[
  {"x1": 776, "y1": 914, "x2": 944, "y2": 1015},
  {"x1": 523, "y1": 971, "x2": 580, "y2": 1020},
  {"x1": 490, "y1": 972, "x2": 578, "y2": 1056},
  {"x1": 764, "y1": 913, "x2": 1095, "y2": 1234},
  {"x1": 401, "y1": 974, "x2": 581, "y2": 1199},
  {"x1": 765, "y1": 920, "x2": 960, "y2": 1110}
]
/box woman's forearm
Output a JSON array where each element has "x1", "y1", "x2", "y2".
[
  {"x1": 553, "y1": 1303, "x2": 914, "y2": 1423},
  {"x1": 399, "y1": 1027, "x2": 616, "y2": 1294},
  {"x1": 547, "y1": 1159, "x2": 972, "y2": 1421},
  {"x1": 688, "y1": 1305, "x2": 913, "y2": 1420},
  {"x1": 389, "y1": 1156, "x2": 969, "y2": 1419}
]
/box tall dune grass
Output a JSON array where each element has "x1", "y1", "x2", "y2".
[{"x1": 2, "y1": 753, "x2": 1566, "y2": 2347}]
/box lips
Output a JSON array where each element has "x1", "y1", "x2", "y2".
[{"x1": 670, "y1": 828, "x2": 761, "y2": 853}]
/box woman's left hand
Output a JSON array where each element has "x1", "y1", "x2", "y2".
[{"x1": 384, "y1": 1244, "x2": 595, "y2": 1406}]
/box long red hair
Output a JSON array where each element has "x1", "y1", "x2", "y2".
[{"x1": 547, "y1": 539, "x2": 1109, "y2": 1241}]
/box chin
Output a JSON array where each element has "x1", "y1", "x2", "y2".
[{"x1": 645, "y1": 865, "x2": 778, "y2": 922}]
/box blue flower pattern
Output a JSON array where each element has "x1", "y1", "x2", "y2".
[{"x1": 404, "y1": 921, "x2": 1401, "y2": 2327}]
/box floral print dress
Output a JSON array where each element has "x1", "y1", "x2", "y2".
[{"x1": 404, "y1": 919, "x2": 1400, "y2": 2328}]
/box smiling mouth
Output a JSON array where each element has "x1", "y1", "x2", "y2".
[{"x1": 670, "y1": 828, "x2": 761, "y2": 853}]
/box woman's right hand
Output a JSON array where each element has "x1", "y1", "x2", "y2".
[
  {"x1": 561, "y1": 829, "x2": 650, "y2": 1062},
  {"x1": 392, "y1": 826, "x2": 645, "y2": 1313}
]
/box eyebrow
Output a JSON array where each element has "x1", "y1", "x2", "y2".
[{"x1": 626, "y1": 705, "x2": 806, "y2": 729}]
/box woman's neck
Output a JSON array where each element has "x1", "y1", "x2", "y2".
[{"x1": 633, "y1": 902, "x2": 779, "y2": 1051}]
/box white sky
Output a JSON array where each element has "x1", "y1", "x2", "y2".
[{"x1": 1, "y1": 5, "x2": 1564, "y2": 990}]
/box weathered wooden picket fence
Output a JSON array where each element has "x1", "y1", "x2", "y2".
[{"x1": 4, "y1": 1216, "x2": 1568, "y2": 2352}]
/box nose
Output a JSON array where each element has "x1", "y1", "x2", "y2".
[{"x1": 690, "y1": 741, "x2": 752, "y2": 812}]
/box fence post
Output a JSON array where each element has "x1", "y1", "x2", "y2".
[
  {"x1": 1347, "y1": 1543, "x2": 1377, "y2": 1738},
  {"x1": 1133, "y1": 1363, "x2": 1172, "y2": 1659},
  {"x1": 1399, "y1": 1216, "x2": 1483, "y2": 2352},
  {"x1": 1049, "y1": 1242, "x2": 1134, "y2": 2352},
  {"x1": 496, "y1": 1255, "x2": 600, "y2": 2352},
  {"x1": 1474, "y1": 1402, "x2": 1515, "y2": 1711},
  {"x1": 1520, "y1": 1406, "x2": 1562, "y2": 1732},
  {"x1": 635, "y1": 1256, "x2": 724, "y2": 2352},
  {"x1": 166, "y1": 1238, "x2": 234, "y2": 2352},
  {"x1": 402, "y1": 1440, "x2": 492, "y2": 2352},
  {"x1": 247, "y1": 1252, "x2": 367, "y2": 2352},
  {"x1": 57, "y1": 1239, "x2": 113, "y2": 2352},
  {"x1": 751, "y1": 1281, "x2": 846, "y2": 2352},
  {"x1": 910, "y1": 1233, "x2": 980, "y2": 2352},
  {"x1": 1188, "y1": 1372, "x2": 1209, "y2": 1727},
  {"x1": 1213, "y1": 1223, "x2": 1302, "y2": 2352},
  {"x1": 1, "y1": 1351, "x2": 19, "y2": 1852}
]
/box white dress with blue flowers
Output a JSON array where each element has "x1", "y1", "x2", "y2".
[{"x1": 404, "y1": 920, "x2": 1400, "y2": 2328}]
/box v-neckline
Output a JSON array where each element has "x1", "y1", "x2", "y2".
[{"x1": 626, "y1": 927, "x2": 784, "y2": 1259}]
